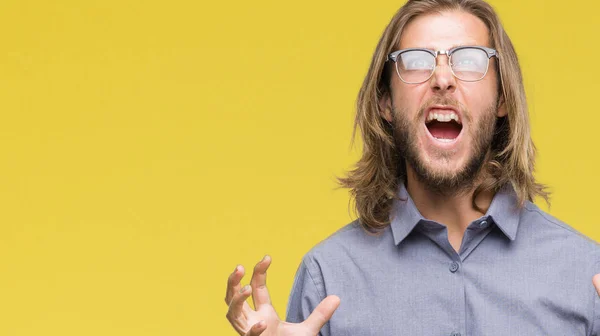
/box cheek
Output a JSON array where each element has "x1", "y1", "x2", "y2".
[
  {"x1": 392, "y1": 84, "x2": 429, "y2": 116},
  {"x1": 459, "y1": 82, "x2": 497, "y2": 117}
]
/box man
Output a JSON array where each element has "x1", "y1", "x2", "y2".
[{"x1": 225, "y1": 0, "x2": 600, "y2": 335}]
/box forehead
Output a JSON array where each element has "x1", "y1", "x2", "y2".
[{"x1": 399, "y1": 10, "x2": 490, "y2": 50}]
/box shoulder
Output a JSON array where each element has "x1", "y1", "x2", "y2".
[
  {"x1": 299, "y1": 219, "x2": 394, "y2": 270},
  {"x1": 519, "y1": 201, "x2": 600, "y2": 256}
]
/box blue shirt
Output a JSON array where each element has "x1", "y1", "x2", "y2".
[{"x1": 286, "y1": 183, "x2": 600, "y2": 335}]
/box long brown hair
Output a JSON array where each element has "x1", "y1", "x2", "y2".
[{"x1": 338, "y1": 0, "x2": 549, "y2": 231}]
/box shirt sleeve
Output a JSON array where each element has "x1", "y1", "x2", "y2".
[{"x1": 285, "y1": 256, "x2": 330, "y2": 336}]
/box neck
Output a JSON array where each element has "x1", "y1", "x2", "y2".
[{"x1": 405, "y1": 164, "x2": 494, "y2": 251}]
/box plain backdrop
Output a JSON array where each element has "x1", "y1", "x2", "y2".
[{"x1": 0, "y1": 0, "x2": 598, "y2": 335}]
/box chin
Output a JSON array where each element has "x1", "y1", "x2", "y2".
[
  {"x1": 421, "y1": 151, "x2": 469, "y2": 172},
  {"x1": 411, "y1": 152, "x2": 481, "y2": 192}
]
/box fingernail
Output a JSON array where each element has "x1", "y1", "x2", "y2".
[
  {"x1": 256, "y1": 321, "x2": 265, "y2": 328},
  {"x1": 240, "y1": 285, "x2": 250, "y2": 294}
]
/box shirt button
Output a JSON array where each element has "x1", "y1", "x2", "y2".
[
  {"x1": 451, "y1": 333, "x2": 461, "y2": 336},
  {"x1": 479, "y1": 220, "x2": 488, "y2": 228},
  {"x1": 449, "y1": 261, "x2": 459, "y2": 273}
]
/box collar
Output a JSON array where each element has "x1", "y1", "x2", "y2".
[{"x1": 389, "y1": 182, "x2": 521, "y2": 246}]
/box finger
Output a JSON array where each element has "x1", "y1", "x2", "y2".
[
  {"x1": 303, "y1": 295, "x2": 341, "y2": 334},
  {"x1": 226, "y1": 284, "x2": 253, "y2": 325},
  {"x1": 250, "y1": 255, "x2": 272, "y2": 309},
  {"x1": 244, "y1": 321, "x2": 267, "y2": 336},
  {"x1": 225, "y1": 265, "x2": 245, "y2": 304},
  {"x1": 593, "y1": 274, "x2": 600, "y2": 297}
]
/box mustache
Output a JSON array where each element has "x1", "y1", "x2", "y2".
[{"x1": 416, "y1": 96, "x2": 471, "y2": 123}]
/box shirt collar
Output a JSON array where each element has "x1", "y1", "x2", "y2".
[
  {"x1": 389, "y1": 183, "x2": 425, "y2": 246},
  {"x1": 486, "y1": 183, "x2": 521, "y2": 241},
  {"x1": 389, "y1": 182, "x2": 521, "y2": 246}
]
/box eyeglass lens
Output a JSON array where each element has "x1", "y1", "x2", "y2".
[{"x1": 397, "y1": 47, "x2": 490, "y2": 83}]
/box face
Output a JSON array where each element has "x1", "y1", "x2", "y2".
[{"x1": 380, "y1": 10, "x2": 506, "y2": 194}]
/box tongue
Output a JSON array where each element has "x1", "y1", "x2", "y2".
[{"x1": 427, "y1": 121, "x2": 461, "y2": 140}]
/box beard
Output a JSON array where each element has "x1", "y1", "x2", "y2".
[{"x1": 391, "y1": 96, "x2": 498, "y2": 196}]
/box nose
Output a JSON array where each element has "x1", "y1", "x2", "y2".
[{"x1": 429, "y1": 56, "x2": 456, "y2": 93}]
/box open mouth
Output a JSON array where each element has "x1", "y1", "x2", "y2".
[{"x1": 425, "y1": 110, "x2": 463, "y2": 143}]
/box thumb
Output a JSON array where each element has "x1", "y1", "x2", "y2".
[
  {"x1": 303, "y1": 295, "x2": 341, "y2": 334},
  {"x1": 593, "y1": 274, "x2": 600, "y2": 297}
]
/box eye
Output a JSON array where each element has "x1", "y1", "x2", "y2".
[
  {"x1": 451, "y1": 48, "x2": 487, "y2": 72},
  {"x1": 407, "y1": 59, "x2": 433, "y2": 69},
  {"x1": 456, "y1": 58, "x2": 476, "y2": 65},
  {"x1": 453, "y1": 57, "x2": 480, "y2": 69},
  {"x1": 398, "y1": 50, "x2": 435, "y2": 71}
]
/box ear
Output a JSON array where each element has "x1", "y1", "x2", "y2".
[
  {"x1": 379, "y1": 91, "x2": 393, "y2": 123},
  {"x1": 497, "y1": 94, "x2": 507, "y2": 118}
]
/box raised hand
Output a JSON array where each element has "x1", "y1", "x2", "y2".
[
  {"x1": 225, "y1": 256, "x2": 340, "y2": 336},
  {"x1": 593, "y1": 274, "x2": 600, "y2": 297}
]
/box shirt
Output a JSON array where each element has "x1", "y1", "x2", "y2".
[{"x1": 286, "y1": 183, "x2": 600, "y2": 336}]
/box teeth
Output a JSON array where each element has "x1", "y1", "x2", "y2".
[
  {"x1": 426, "y1": 111, "x2": 460, "y2": 123},
  {"x1": 433, "y1": 137, "x2": 454, "y2": 142}
]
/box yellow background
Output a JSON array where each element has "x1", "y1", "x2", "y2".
[{"x1": 0, "y1": 0, "x2": 598, "y2": 335}]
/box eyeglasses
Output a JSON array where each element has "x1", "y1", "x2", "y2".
[{"x1": 387, "y1": 46, "x2": 499, "y2": 84}]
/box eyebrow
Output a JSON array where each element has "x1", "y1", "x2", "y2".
[{"x1": 418, "y1": 44, "x2": 476, "y2": 50}]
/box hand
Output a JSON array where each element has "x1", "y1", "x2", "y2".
[
  {"x1": 593, "y1": 274, "x2": 600, "y2": 297},
  {"x1": 225, "y1": 256, "x2": 340, "y2": 336}
]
